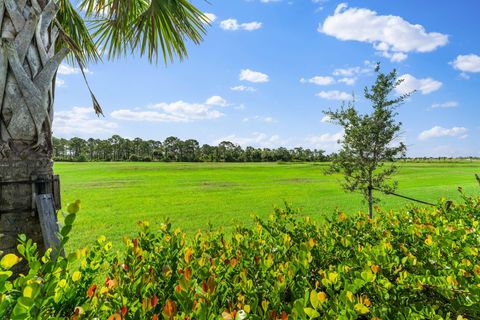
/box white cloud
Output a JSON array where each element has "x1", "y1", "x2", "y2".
[
  {"x1": 53, "y1": 107, "x2": 118, "y2": 137},
  {"x1": 239, "y1": 69, "x2": 269, "y2": 83},
  {"x1": 57, "y1": 63, "x2": 92, "y2": 75},
  {"x1": 302, "y1": 61, "x2": 372, "y2": 92},
  {"x1": 316, "y1": 90, "x2": 352, "y2": 100},
  {"x1": 321, "y1": 115, "x2": 332, "y2": 123},
  {"x1": 320, "y1": 3, "x2": 448, "y2": 62},
  {"x1": 111, "y1": 110, "x2": 188, "y2": 122},
  {"x1": 231, "y1": 85, "x2": 256, "y2": 92},
  {"x1": 243, "y1": 115, "x2": 276, "y2": 123},
  {"x1": 204, "y1": 13, "x2": 217, "y2": 24},
  {"x1": 431, "y1": 101, "x2": 458, "y2": 109},
  {"x1": 306, "y1": 131, "x2": 343, "y2": 152},
  {"x1": 260, "y1": 0, "x2": 281, "y2": 2},
  {"x1": 214, "y1": 133, "x2": 285, "y2": 148},
  {"x1": 418, "y1": 126, "x2": 468, "y2": 141},
  {"x1": 395, "y1": 74, "x2": 442, "y2": 95},
  {"x1": 300, "y1": 76, "x2": 335, "y2": 86},
  {"x1": 380, "y1": 51, "x2": 408, "y2": 62},
  {"x1": 56, "y1": 78, "x2": 66, "y2": 87},
  {"x1": 332, "y1": 61, "x2": 374, "y2": 77},
  {"x1": 220, "y1": 19, "x2": 262, "y2": 31},
  {"x1": 111, "y1": 97, "x2": 227, "y2": 123},
  {"x1": 450, "y1": 54, "x2": 480, "y2": 73},
  {"x1": 205, "y1": 95, "x2": 228, "y2": 107},
  {"x1": 338, "y1": 77, "x2": 356, "y2": 85},
  {"x1": 333, "y1": 67, "x2": 359, "y2": 77}
]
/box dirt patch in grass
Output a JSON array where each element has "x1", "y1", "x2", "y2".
[
  {"x1": 276, "y1": 178, "x2": 315, "y2": 184},
  {"x1": 199, "y1": 181, "x2": 239, "y2": 189},
  {"x1": 76, "y1": 179, "x2": 138, "y2": 189}
]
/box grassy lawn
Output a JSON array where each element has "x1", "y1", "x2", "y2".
[{"x1": 54, "y1": 161, "x2": 480, "y2": 251}]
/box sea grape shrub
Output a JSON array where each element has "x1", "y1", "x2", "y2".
[
  {"x1": 1, "y1": 194, "x2": 480, "y2": 319},
  {"x1": 0, "y1": 202, "x2": 113, "y2": 319}
]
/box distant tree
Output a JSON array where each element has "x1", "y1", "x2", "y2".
[
  {"x1": 292, "y1": 147, "x2": 306, "y2": 161},
  {"x1": 324, "y1": 64, "x2": 410, "y2": 218},
  {"x1": 218, "y1": 141, "x2": 242, "y2": 162},
  {"x1": 199, "y1": 144, "x2": 215, "y2": 162},
  {"x1": 53, "y1": 137, "x2": 68, "y2": 159},
  {"x1": 69, "y1": 137, "x2": 87, "y2": 159},
  {"x1": 313, "y1": 149, "x2": 326, "y2": 162},
  {"x1": 275, "y1": 147, "x2": 291, "y2": 161},
  {"x1": 163, "y1": 136, "x2": 181, "y2": 161},
  {"x1": 183, "y1": 139, "x2": 200, "y2": 162},
  {"x1": 133, "y1": 138, "x2": 143, "y2": 156}
]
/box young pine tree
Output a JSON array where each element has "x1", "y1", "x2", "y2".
[{"x1": 325, "y1": 64, "x2": 411, "y2": 218}]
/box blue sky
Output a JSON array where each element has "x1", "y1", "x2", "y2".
[{"x1": 54, "y1": 0, "x2": 480, "y2": 157}]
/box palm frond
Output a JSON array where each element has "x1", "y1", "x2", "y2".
[
  {"x1": 79, "y1": 0, "x2": 208, "y2": 64},
  {"x1": 56, "y1": 0, "x2": 100, "y2": 65}
]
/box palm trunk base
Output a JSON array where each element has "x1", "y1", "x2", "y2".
[{"x1": 0, "y1": 159, "x2": 54, "y2": 272}]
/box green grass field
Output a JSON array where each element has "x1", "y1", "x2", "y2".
[{"x1": 55, "y1": 161, "x2": 480, "y2": 250}]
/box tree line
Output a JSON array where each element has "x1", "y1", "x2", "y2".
[{"x1": 53, "y1": 136, "x2": 330, "y2": 162}]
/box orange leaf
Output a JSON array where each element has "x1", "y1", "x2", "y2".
[
  {"x1": 184, "y1": 267, "x2": 192, "y2": 281},
  {"x1": 371, "y1": 264, "x2": 381, "y2": 273},
  {"x1": 86, "y1": 284, "x2": 97, "y2": 298},
  {"x1": 105, "y1": 278, "x2": 116, "y2": 289},
  {"x1": 152, "y1": 295, "x2": 159, "y2": 307},
  {"x1": 184, "y1": 248, "x2": 193, "y2": 264},
  {"x1": 163, "y1": 299, "x2": 177, "y2": 317},
  {"x1": 107, "y1": 313, "x2": 121, "y2": 320},
  {"x1": 207, "y1": 276, "x2": 216, "y2": 293}
]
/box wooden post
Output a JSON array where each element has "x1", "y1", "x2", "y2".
[{"x1": 36, "y1": 194, "x2": 62, "y2": 257}]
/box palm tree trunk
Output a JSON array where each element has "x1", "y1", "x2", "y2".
[{"x1": 0, "y1": 0, "x2": 67, "y2": 262}]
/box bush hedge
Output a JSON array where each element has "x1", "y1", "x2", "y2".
[{"x1": 1, "y1": 189, "x2": 480, "y2": 319}]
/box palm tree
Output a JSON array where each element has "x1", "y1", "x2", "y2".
[{"x1": 0, "y1": 0, "x2": 207, "y2": 257}]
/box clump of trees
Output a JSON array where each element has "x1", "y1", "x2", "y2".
[
  {"x1": 325, "y1": 65, "x2": 410, "y2": 218},
  {"x1": 53, "y1": 136, "x2": 330, "y2": 163}
]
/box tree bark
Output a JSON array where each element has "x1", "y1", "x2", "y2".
[
  {"x1": 367, "y1": 185, "x2": 373, "y2": 219},
  {"x1": 0, "y1": 0, "x2": 66, "y2": 264}
]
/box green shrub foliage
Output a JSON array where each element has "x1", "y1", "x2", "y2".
[{"x1": 1, "y1": 191, "x2": 480, "y2": 319}]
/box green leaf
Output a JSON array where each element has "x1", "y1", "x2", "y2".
[
  {"x1": 0, "y1": 270, "x2": 13, "y2": 282},
  {"x1": 13, "y1": 297, "x2": 34, "y2": 316},
  {"x1": 67, "y1": 200, "x2": 81, "y2": 215},
  {"x1": 61, "y1": 225, "x2": 73, "y2": 237},
  {"x1": 310, "y1": 290, "x2": 319, "y2": 309},
  {"x1": 361, "y1": 270, "x2": 375, "y2": 282},
  {"x1": 0, "y1": 254, "x2": 21, "y2": 270},
  {"x1": 64, "y1": 213, "x2": 77, "y2": 226},
  {"x1": 304, "y1": 308, "x2": 320, "y2": 318}
]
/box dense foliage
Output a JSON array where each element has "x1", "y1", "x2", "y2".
[
  {"x1": 1, "y1": 190, "x2": 480, "y2": 319},
  {"x1": 52, "y1": 136, "x2": 329, "y2": 163},
  {"x1": 325, "y1": 65, "x2": 409, "y2": 218}
]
